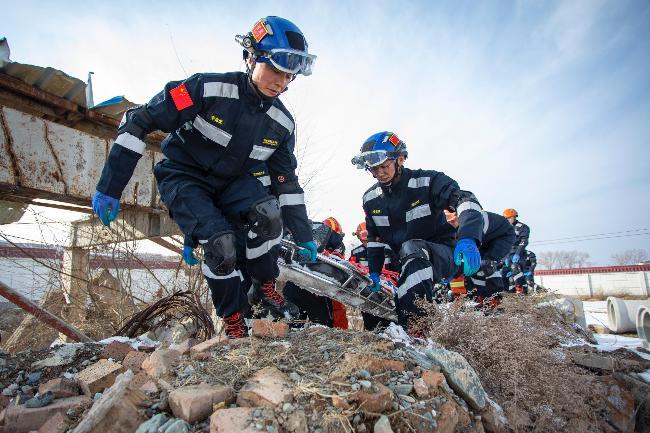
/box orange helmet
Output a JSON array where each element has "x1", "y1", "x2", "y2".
[
  {"x1": 323, "y1": 217, "x2": 343, "y2": 234},
  {"x1": 503, "y1": 208, "x2": 518, "y2": 219},
  {"x1": 354, "y1": 222, "x2": 368, "y2": 241}
]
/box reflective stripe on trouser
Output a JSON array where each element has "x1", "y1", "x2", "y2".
[
  {"x1": 465, "y1": 272, "x2": 505, "y2": 298},
  {"x1": 395, "y1": 241, "x2": 455, "y2": 328}
]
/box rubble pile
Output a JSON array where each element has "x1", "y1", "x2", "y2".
[{"x1": 0, "y1": 297, "x2": 649, "y2": 433}]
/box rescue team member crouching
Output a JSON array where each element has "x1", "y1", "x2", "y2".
[
  {"x1": 283, "y1": 217, "x2": 349, "y2": 328},
  {"x1": 91, "y1": 16, "x2": 318, "y2": 338},
  {"x1": 352, "y1": 131, "x2": 483, "y2": 333},
  {"x1": 523, "y1": 249, "x2": 537, "y2": 291},
  {"x1": 503, "y1": 208, "x2": 530, "y2": 293},
  {"x1": 446, "y1": 210, "x2": 515, "y2": 303}
]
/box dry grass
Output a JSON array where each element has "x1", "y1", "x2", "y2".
[{"x1": 416, "y1": 294, "x2": 607, "y2": 433}]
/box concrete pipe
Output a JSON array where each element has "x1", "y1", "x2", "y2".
[
  {"x1": 637, "y1": 306, "x2": 650, "y2": 349},
  {"x1": 607, "y1": 297, "x2": 650, "y2": 334}
]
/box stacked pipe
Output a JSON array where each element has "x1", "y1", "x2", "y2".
[
  {"x1": 606, "y1": 297, "x2": 650, "y2": 344},
  {"x1": 637, "y1": 306, "x2": 650, "y2": 349}
]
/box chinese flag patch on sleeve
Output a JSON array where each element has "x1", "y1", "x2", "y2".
[{"x1": 170, "y1": 84, "x2": 194, "y2": 111}]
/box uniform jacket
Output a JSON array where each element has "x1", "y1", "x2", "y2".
[
  {"x1": 96, "y1": 71, "x2": 311, "y2": 242},
  {"x1": 510, "y1": 220, "x2": 530, "y2": 257},
  {"x1": 480, "y1": 211, "x2": 516, "y2": 261},
  {"x1": 361, "y1": 168, "x2": 484, "y2": 275}
]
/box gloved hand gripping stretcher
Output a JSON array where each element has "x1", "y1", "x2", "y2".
[{"x1": 277, "y1": 240, "x2": 398, "y2": 321}]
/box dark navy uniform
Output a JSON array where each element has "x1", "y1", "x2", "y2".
[
  {"x1": 507, "y1": 220, "x2": 530, "y2": 289},
  {"x1": 465, "y1": 211, "x2": 515, "y2": 299},
  {"x1": 362, "y1": 167, "x2": 484, "y2": 327},
  {"x1": 523, "y1": 250, "x2": 537, "y2": 287},
  {"x1": 96, "y1": 72, "x2": 312, "y2": 319},
  {"x1": 349, "y1": 243, "x2": 399, "y2": 331}
]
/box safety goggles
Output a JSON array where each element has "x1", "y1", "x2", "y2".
[
  {"x1": 259, "y1": 48, "x2": 317, "y2": 76},
  {"x1": 351, "y1": 150, "x2": 398, "y2": 169}
]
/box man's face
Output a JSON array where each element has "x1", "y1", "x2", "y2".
[
  {"x1": 369, "y1": 156, "x2": 404, "y2": 184},
  {"x1": 249, "y1": 60, "x2": 293, "y2": 97},
  {"x1": 507, "y1": 216, "x2": 516, "y2": 224}
]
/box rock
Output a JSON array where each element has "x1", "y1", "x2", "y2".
[
  {"x1": 141, "y1": 349, "x2": 181, "y2": 379},
  {"x1": 601, "y1": 376, "x2": 635, "y2": 433},
  {"x1": 332, "y1": 394, "x2": 352, "y2": 410},
  {"x1": 413, "y1": 378, "x2": 429, "y2": 398},
  {"x1": 75, "y1": 359, "x2": 124, "y2": 397},
  {"x1": 352, "y1": 383, "x2": 393, "y2": 413},
  {"x1": 122, "y1": 350, "x2": 149, "y2": 373},
  {"x1": 100, "y1": 341, "x2": 133, "y2": 362},
  {"x1": 392, "y1": 384, "x2": 413, "y2": 395},
  {"x1": 282, "y1": 402, "x2": 295, "y2": 413},
  {"x1": 237, "y1": 366, "x2": 293, "y2": 408},
  {"x1": 160, "y1": 418, "x2": 190, "y2": 433},
  {"x1": 27, "y1": 372, "x2": 42, "y2": 385},
  {"x1": 4, "y1": 395, "x2": 91, "y2": 433},
  {"x1": 288, "y1": 372, "x2": 301, "y2": 382},
  {"x1": 69, "y1": 371, "x2": 146, "y2": 433},
  {"x1": 286, "y1": 410, "x2": 308, "y2": 433},
  {"x1": 135, "y1": 413, "x2": 168, "y2": 433},
  {"x1": 37, "y1": 412, "x2": 67, "y2": 433},
  {"x1": 334, "y1": 353, "x2": 406, "y2": 378},
  {"x1": 32, "y1": 345, "x2": 80, "y2": 370},
  {"x1": 39, "y1": 378, "x2": 80, "y2": 399},
  {"x1": 436, "y1": 401, "x2": 459, "y2": 433},
  {"x1": 25, "y1": 391, "x2": 55, "y2": 408},
  {"x1": 373, "y1": 415, "x2": 393, "y2": 433},
  {"x1": 480, "y1": 397, "x2": 507, "y2": 433},
  {"x1": 210, "y1": 407, "x2": 259, "y2": 433},
  {"x1": 251, "y1": 320, "x2": 289, "y2": 338},
  {"x1": 358, "y1": 380, "x2": 372, "y2": 389},
  {"x1": 572, "y1": 352, "x2": 641, "y2": 371},
  {"x1": 422, "y1": 348, "x2": 487, "y2": 410},
  {"x1": 169, "y1": 383, "x2": 235, "y2": 423}
]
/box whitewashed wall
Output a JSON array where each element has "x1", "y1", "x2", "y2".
[{"x1": 536, "y1": 271, "x2": 650, "y2": 298}]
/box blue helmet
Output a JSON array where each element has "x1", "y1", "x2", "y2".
[
  {"x1": 236, "y1": 16, "x2": 316, "y2": 76},
  {"x1": 352, "y1": 131, "x2": 408, "y2": 169}
]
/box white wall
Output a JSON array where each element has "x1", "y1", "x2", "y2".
[{"x1": 536, "y1": 271, "x2": 650, "y2": 299}]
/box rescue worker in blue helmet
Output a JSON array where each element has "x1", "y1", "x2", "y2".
[
  {"x1": 352, "y1": 132, "x2": 483, "y2": 334},
  {"x1": 91, "y1": 16, "x2": 318, "y2": 338}
]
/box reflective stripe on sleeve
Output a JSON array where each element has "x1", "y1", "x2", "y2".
[
  {"x1": 482, "y1": 211, "x2": 490, "y2": 234},
  {"x1": 405, "y1": 204, "x2": 431, "y2": 223},
  {"x1": 193, "y1": 116, "x2": 232, "y2": 146},
  {"x1": 257, "y1": 175, "x2": 271, "y2": 187},
  {"x1": 115, "y1": 132, "x2": 146, "y2": 155},
  {"x1": 363, "y1": 187, "x2": 382, "y2": 204},
  {"x1": 457, "y1": 201, "x2": 482, "y2": 215},
  {"x1": 203, "y1": 82, "x2": 239, "y2": 99},
  {"x1": 372, "y1": 216, "x2": 390, "y2": 226},
  {"x1": 470, "y1": 277, "x2": 487, "y2": 286},
  {"x1": 396, "y1": 267, "x2": 433, "y2": 298},
  {"x1": 266, "y1": 106, "x2": 294, "y2": 134},
  {"x1": 408, "y1": 177, "x2": 430, "y2": 188},
  {"x1": 367, "y1": 242, "x2": 388, "y2": 249},
  {"x1": 249, "y1": 145, "x2": 276, "y2": 161}
]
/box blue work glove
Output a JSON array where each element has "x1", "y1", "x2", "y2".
[
  {"x1": 523, "y1": 271, "x2": 532, "y2": 277},
  {"x1": 453, "y1": 238, "x2": 481, "y2": 276},
  {"x1": 369, "y1": 272, "x2": 381, "y2": 292},
  {"x1": 512, "y1": 254, "x2": 520, "y2": 264},
  {"x1": 182, "y1": 246, "x2": 199, "y2": 266},
  {"x1": 504, "y1": 257, "x2": 510, "y2": 267},
  {"x1": 506, "y1": 271, "x2": 513, "y2": 278},
  {"x1": 91, "y1": 191, "x2": 120, "y2": 226},
  {"x1": 297, "y1": 241, "x2": 318, "y2": 262}
]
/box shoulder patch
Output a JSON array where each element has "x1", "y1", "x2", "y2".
[{"x1": 170, "y1": 84, "x2": 194, "y2": 110}]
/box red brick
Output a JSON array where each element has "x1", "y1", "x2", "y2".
[
  {"x1": 237, "y1": 366, "x2": 293, "y2": 408},
  {"x1": 122, "y1": 350, "x2": 149, "y2": 373},
  {"x1": 141, "y1": 349, "x2": 181, "y2": 379},
  {"x1": 351, "y1": 382, "x2": 393, "y2": 413},
  {"x1": 251, "y1": 320, "x2": 289, "y2": 338},
  {"x1": 38, "y1": 378, "x2": 80, "y2": 399},
  {"x1": 210, "y1": 407, "x2": 259, "y2": 433},
  {"x1": 190, "y1": 336, "x2": 228, "y2": 359},
  {"x1": 4, "y1": 396, "x2": 90, "y2": 433},
  {"x1": 75, "y1": 359, "x2": 124, "y2": 396},
  {"x1": 421, "y1": 370, "x2": 446, "y2": 391},
  {"x1": 169, "y1": 338, "x2": 199, "y2": 355},
  {"x1": 99, "y1": 341, "x2": 133, "y2": 362},
  {"x1": 333, "y1": 353, "x2": 407, "y2": 378},
  {"x1": 37, "y1": 412, "x2": 66, "y2": 433},
  {"x1": 169, "y1": 383, "x2": 235, "y2": 423}
]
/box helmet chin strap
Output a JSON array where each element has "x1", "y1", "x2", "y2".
[{"x1": 379, "y1": 159, "x2": 402, "y2": 186}]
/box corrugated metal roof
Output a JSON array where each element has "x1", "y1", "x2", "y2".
[{"x1": 0, "y1": 58, "x2": 136, "y2": 120}]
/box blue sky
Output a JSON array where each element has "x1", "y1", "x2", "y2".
[{"x1": 3, "y1": 0, "x2": 650, "y2": 265}]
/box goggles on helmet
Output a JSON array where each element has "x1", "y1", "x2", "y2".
[
  {"x1": 259, "y1": 48, "x2": 316, "y2": 76},
  {"x1": 351, "y1": 150, "x2": 399, "y2": 169}
]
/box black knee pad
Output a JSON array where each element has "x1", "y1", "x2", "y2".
[
  {"x1": 398, "y1": 239, "x2": 429, "y2": 265},
  {"x1": 479, "y1": 259, "x2": 498, "y2": 276},
  {"x1": 248, "y1": 196, "x2": 282, "y2": 241},
  {"x1": 203, "y1": 231, "x2": 237, "y2": 276}
]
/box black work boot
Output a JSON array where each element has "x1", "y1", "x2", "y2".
[
  {"x1": 249, "y1": 279, "x2": 300, "y2": 320},
  {"x1": 223, "y1": 312, "x2": 248, "y2": 339}
]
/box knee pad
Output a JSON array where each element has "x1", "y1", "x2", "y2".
[
  {"x1": 398, "y1": 239, "x2": 429, "y2": 265},
  {"x1": 203, "y1": 231, "x2": 237, "y2": 276},
  {"x1": 248, "y1": 196, "x2": 282, "y2": 241}
]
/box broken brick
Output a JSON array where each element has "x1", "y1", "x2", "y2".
[
  {"x1": 75, "y1": 359, "x2": 124, "y2": 396},
  {"x1": 169, "y1": 383, "x2": 235, "y2": 423},
  {"x1": 421, "y1": 370, "x2": 446, "y2": 391},
  {"x1": 210, "y1": 407, "x2": 259, "y2": 433},
  {"x1": 352, "y1": 382, "x2": 393, "y2": 413},
  {"x1": 37, "y1": 412, "x2": 66, "y2": 433},
  {"x1": 169, "y1": 338, "x2": 199, "y2": 355},
  {"x1": 251, "y1": 320, "x2": 289, "y2": 338},
  {"x1": 38, "y1": 378, "x2": 80, "y2": 399},
  {"x1": 4, "y1": 396, "x2": 90, "y2": 433},
  {"x1": 190, "y1": 336, "x2": 228, "y2": 359},
  {"x1": 122, "y1": 350, "x2": 149, "y2": 373},
  {"x1": 99, "y1": 341, "x2": 132, "y2": 362},
  {"x1": 141, "y1": 348, "x2": 181, "y2": 379},
  {"x1": 237, "y1": 366, "x2": 293, "y2": 408}
]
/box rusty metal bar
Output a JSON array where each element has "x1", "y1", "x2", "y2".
[{"x1": 0, "y1": 280, "x2": 94, "y2": 343}]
